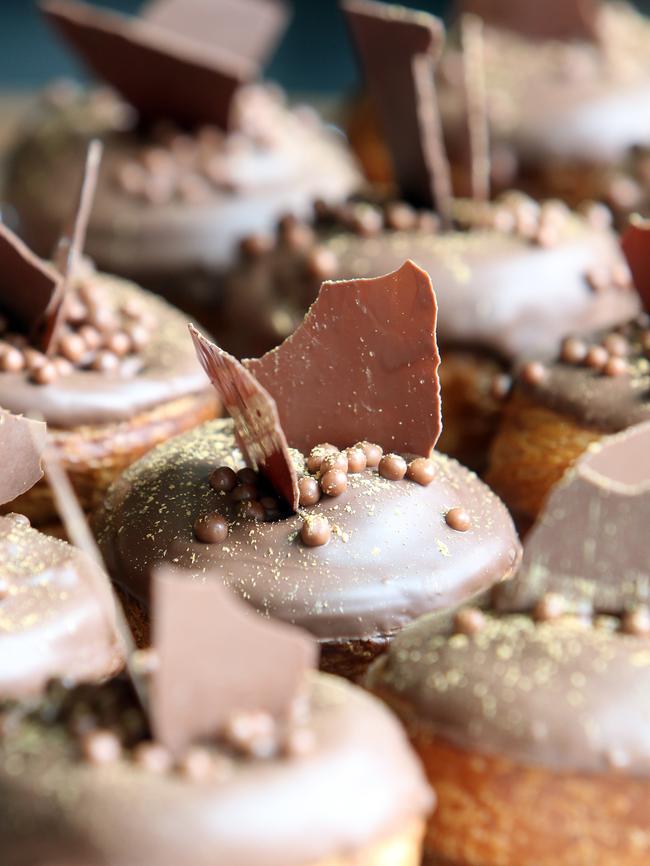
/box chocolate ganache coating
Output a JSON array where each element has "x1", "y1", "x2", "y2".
[
  {"x1": 3, "y1": 83, "x2": 361, "y2": 282},
  {"x1": 367, "y1": 608, "x2": 650, "y2": 774},
  {"x1": 0, "y1": 673, "x2": 432, "y2": 866},
  {"x1": 97, "y1": 419, "x2": 521, "y2": 640},
  {"x1": 0, "y1": 267, "x2": 211, "y2": 429},
  {"x1": 0, "y1": 514, "x2": 123, "y2": 698},
  {"x1": 228, "y1": 195, "x2": 638, "y2": 361},
  {"x1": 513, "y1": 314, "x2": 650, "y2": 432}
]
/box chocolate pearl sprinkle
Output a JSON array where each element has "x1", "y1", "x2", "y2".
[
  {"x1": 240, "y1": 233, "x2": 273, "y2": 259},
  {"x1": 603, "y1": 333, "x2": 629, "y2": 357},
  {"x1": 1, "y1": 348, "x2": 25, "y2": 372},
  {"x1": 345, "y1": 447, "x2": 367, "y2": 473},
  {"x1": 178, "y1": 747, "x2": 219, "y2": 782},
  {"x1": 81, "y1": 730, "x2": 122, "y2": 765},
  {"x1": 298, "y1": 476, "x2": 320, "y2": 507},
  {"x1": 306, "y1": 444, "x2": 338, "y2": 473},
  {"x1": 31, "y1": 362, "x2": 58, "y2": 385},
  {"x1": 193, "y1": 513, "x2": 229, "y2": 544},
  {"x1": 603, "y1": 356, "x2": 628, "y2": 378},
  {"x1": 59, "y1": 332, "x2": 86, "y2": 364},
  {"x1": 92, "y1": 350, "x2": 120, "y2": 373},
  {"x1": 445, "y1": 507, "x2": 471, "y2": 532},
  {"x1": 585, "y1": 345, "x2": 609, "y2": 370},
  {"x1": 230, "y1": 483, "x2": 258, "y2": 503},
  {"x1": 79, "y1": 324, "x2": 102, "y2": 351},
  {"x1": 406, "y1": 457, "x2": 435, "y2": 486},
  {"x1": 133, "y1": 742, "x2": 172, "y2": 773},
  {"x1": 320, "y1": 469, "x2": 348, "y2": 497},
  {"x1": 453, "y1": 606, "x2": 486, "y2": 636},
  {"x1": 490, "y1": 373, "x2": 512, "y2": 401},
  {"x1": 305, "y1": 247, "x2": 338, "y2": 281},
  {"x1": 534, "y1": 592, "x2": 567, "y2": 622},
  {"x1": 378, "y1": 454, "x2": 407, "y2": 481},
  {"x1": 560, "y1": 337, "x2": 588, "y2": 365},
  {"x1": 320, "y1": 451, "x2": 348, "y2": 475},
  {"x1": 237, "y1": 467, "x2": 259, "y2": 486},
  {"x1": 357, "y1": 441, "x2": 383, "y2": 468},
  {"x1": 300, "y1": 515, "x2": 331, "y2": 547},
  {"x1": 6, "y1": 513, "x2": 30, "y2": 526},
  {"x1": 209, "y1": 466, "x2": 237, "y2": 493},
  {"x1": 241, "y1": 500, "x2": 266, "y2": 522},
  {"x1": 520, "y1": 361, "x2": 546, "y2": 386},
  {"x1": 621, "y1": 607, "x2": 650, "y2": 636},
  {"x1": 104, "y1": 332, "x2": 131, "y2": 358}
]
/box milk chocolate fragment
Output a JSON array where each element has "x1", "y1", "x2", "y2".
[
  {"x1": 150, "y1": 567, "x2": 317, "y2": 756},
  {"x1": 622, "y1": 216, "x2": 650, "y2": 314},
  {"x1": 0, "y1": 410, "x2": 46, "y2": 506},
  {"x1": 247, "y1": 260, "x2": 442, "y2": 456},
  {"x1": 455, "y1": 0, "x2": 598, "y2": 42},
  {"x1": 189, "y1": 325, "x2": 299, "y2": 509}
]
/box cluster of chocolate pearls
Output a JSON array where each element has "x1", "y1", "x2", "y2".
[{"x1": 0, "y1": 280, "x2": 154, "y2": 384}]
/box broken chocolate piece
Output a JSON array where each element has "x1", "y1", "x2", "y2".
[
  {"x1": 622, "y1": 216, "x2": 650, "y2": 313},
  {"x1": 455, "y1": 0, "x2": 598, "y2": 43},
  {"x1": 0, "y1": 410, "x2": 47, "y2": 506}
]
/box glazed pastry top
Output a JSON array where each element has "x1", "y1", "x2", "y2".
[
  {"x1": 0, "y1": 672, "x2": 432, "y2": 866},
  {"x1": 0, "y1": 266, "x2": 213, "y2": 428},
  {"x1": 96, "y1": 418, "x2": 521, "y2": 640},
  {"x1": 0, "y1": 513, "x2": 123, "y2": 698},
  {"x1": 367, "y1": 606, "x2": 650, "y2": 774}
]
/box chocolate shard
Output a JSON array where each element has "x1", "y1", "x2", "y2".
[
  {"x1": 455, "y1": 0, "x2": 598, "y2": 42},
  {"x1": 495, "y1": 421, "x2": 650, "y2": 614},
  {"x1": 189, "y1": 325, "x2": 299, "y2": 510},
  {"x1": 246, "y1": 260, "x2": 442, "y2": 456},
  {"x1": 150, "y1": 565, "x2": 317, "y2": 757},
  {"x1": 621, "y1": 216, "x2": 650, "y2": 314},
  {"x1": 41, "y1": 0, "x2": 254, "y2": 130},
  {"x1": 343, "y1": 0, "x2": 453, "y2": 221},
  {"x1": 45, "y1": 139, "x2": 102, "y2": 354},
  {"x1": 0, "y1": 410, "x2": 47, "y2": 506},
  {"x1": 141, "y1": 0, "x2": 290, "y2": 68},
  {"x1": 0, "y1": 223, "x2": 62, "y2": 352}
]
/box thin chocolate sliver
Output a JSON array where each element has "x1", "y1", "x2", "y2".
[
  {"x1": 246, "y1": 260, "x2": 442, "y2": 456},
  {"x1": 141, "y1": 0, "x2": 290, "y2": 68},
  {"x1": 455, "y1": 0, "x2": 598, "y2": 42},
  {"x1": 621, "y1": 216, "x2": 650, "y2": 314},
  {"x1": 344, "y1": 0, "x2": 452, "y2": 222},
  {"x1": 0, "y1": 410, "x2": 47, "y2": 506},
  {"x1": 496, "y1": 421, "x2": 650, "y2": 614},
  {"x1": 189, "y1": 325, "x2": 299, "y2": 509},
  {"x1": 0, "y1": 224, "x2": 61, "y2": 351},
  {"x1": 151, "y1": 566, "x2": 317, "y2": 757},
  {"x1": 41, "y1": 0, "x2": 254, "y2": 130},
  {"x1": 461, "y1": 14, "x2": 490, "y2": 202}
]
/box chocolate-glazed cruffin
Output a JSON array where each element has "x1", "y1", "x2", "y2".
[
  {"x1": 97, "y1": 261, "x2": 521, "y2": 678},
  {"x1": 0, "y1": 570, "x2": 433, "y2": 866}
]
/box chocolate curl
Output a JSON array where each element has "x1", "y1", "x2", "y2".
[
  {"x1": 495, "y1": 421, "x2": 650, "y2": 615},
  {"x1": 41, "y1": 0, "x2": 253, "y2": 130},
  {"x1": 621, "y1": 216, "x2": 650, "y2": 313},
  {"x1": 0, "y1": 224, "x2": 61, "y2": 352},
  {"x1": 246, "y1": 260, "x2": 442, "y2": 456},
  {"x1": 461, "y1": 14, "x2": 490, "y2": 202},
  {"x1": 42, "y1": 445, "x2": 148, "y2": 714},
  {"x1": 141, "y1": 0, "x2": 291, "y2": 68},
  {"x1": 151, "y1": 566, "x2": 317, "y2": 757},
  {"x1": 45, "y1": 138, "x2": 103, "y2": 355},
  {"x1": 343, "y1": 0, "x2": 453, "y2": 226},
  {"x1": 455, "y1": 0, "x2": 598, "y2": 42},
  {"x1": 0, "y1": 411, "x2": 47, "y2": 506},
  {"x1": 189, "y1": 325, "x2": 299, "y2": 510}
]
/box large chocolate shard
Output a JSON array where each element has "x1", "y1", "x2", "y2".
[
  {"x1": 455, "y1": 0, "x2": 598, "y2": 42},
  {"x1": 621, "y1": 216, "x2": 650, "y2": 314},
  {"x1": 150, "y1": 566, "x2": 317, "y2": 756},
  {"x1": 0, "y1": 410, "x2": 47, "y2": 506},
  {"x1": 41, "y1": 0, "x2": 253, "y2": 130},
  {"x1": 246, "y1": 260, "x2": 442, "y2": 456},
  {"x1": 495, "y1": 421, "x2": 650, "y2": 614},
  {"x1": 343, "y1": 0, "x2": 452, "y2": 221},
  {"x1": 141, "y1": 0, "x2": 290, "y2": 68},
  {"x1": 189, "y1": 325, "x2": 299, "y2": 509},
  {"x1": 0, "y1": 224, "x2": 61, "y2": 352}
]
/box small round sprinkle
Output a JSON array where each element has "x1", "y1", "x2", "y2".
[
  {"x1": 237, "y1": 467, "x2": 259, "y2": 486},
  {"x1": 241, "y1": 500, "x2": 266, "y2": 522},
  {"x1": 560, "y1": 337, "x2": 588, "y2": 365},
  {"x1": 603, "y1": 356, "x2": 628, "y2": 377},
  {"x1": 92, "y1": 350, "x2": 120, "y2": 373},
  {"x1": 306, "y1": 247, "x2": 339, "y2": 280},
  {"x1": 1, "y1": 347, "x2": 25, "y2": 373},
  {"x1": 534, "y1": 592, "x2": 567, "y2": 622},
  {"x1": 621, "y1": 607, "x2": 650, "y2": 636},
  {"x1": 406, "y1": 457, "x2": 435, "y2": 486},
  {"x1": 59, "y1": 332, "x2": 86, "y2": 364},
  {"x1": 453, "y1": 607, "x2": 486, "y2": 635},
  {"x1": 178, "y1": 747, "x2": 219, "y2": 782},
  {"x1": 345, "y1": 447, "x2": 367, "y2": 473},
  {"x1": 306, "y1": 444, "x2": 338, "y2": 473},
  {"x1": 31, "y1": 362, "x2": 57, "y2": 385},
  {"x1": 378, "y1": 454, "x2": 407, "y2": 481},
  {"x1": 300, "y1": 515, "x2": 331, "y2": 547},
  {"x1": 357, "y1": 441, "x2": 383, "y2": 468},
  {"x1": 230, "y1": 483, "x2": 258, "y2": 502},
  {"x1": 320, "y1": 451, "x2": 348, "y2": 474},
  {"x1": 133, "y1": 742, "x2": 172, "y2": 773},
  {"x1": 320, "y1": 469, "x2": 348, "y2": 497},
  {"x1": 78, "y1": 324, "x2": 102, "y2": 351},
  {"x1": 283, "y1": 726, "x2": 315, "y2": 757},
  {"x1": 520, "y1": 361, "x2": 546, "y2": 386},
  {"x1": 105, "y1": 332, "x2": 131, "y2": 357},
  {"x1": 81, "y1": 729, "x2": 121, "y2": 765},
  {"x1": 6, "y1": 513, "x2": 30, "y2": 526},
  {"x1": 585, "y1": 345, "x2": 609, "y2": 370},
  {"x1": 193, "y1": 513, "x2": 229, "y2": 544},
  {"x1": 209, "y1": 466, "x2": 237, "y2": 493},
  {"x1": 603, "y1": 333, "x2": 629, "y2": 357},
  {"x1": 445, "y1": 507, "x2": 471, "y2": 532},
  {"x1": 298, "y1": 476, "x2": 321, "y2": 507}
]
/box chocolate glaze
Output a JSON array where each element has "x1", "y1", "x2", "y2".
[
  {"x1": 0, "y1": 673, "x2": 432, "y2": 866},
  {"x1": 0, "y1": 514, "x2": 123, "y2": 698},
  {"x1": 96, "y1": 419, "x2": 521, "y2": 641},
  {"x1": 227, "y1": 196, "x2": 637, "y2": 361},
  {"x1": 3, "y1": 84, "x2": 361, "y2": 283},
  {"x1": 0, "y1": 269, "x2": 211, "y2": 429},
  {"x1": 515, "y1": 316, "x2": 650, "y2": 432},
  {"x1": 368, "y1": 608, "x2": 650, "y2": 774}
]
